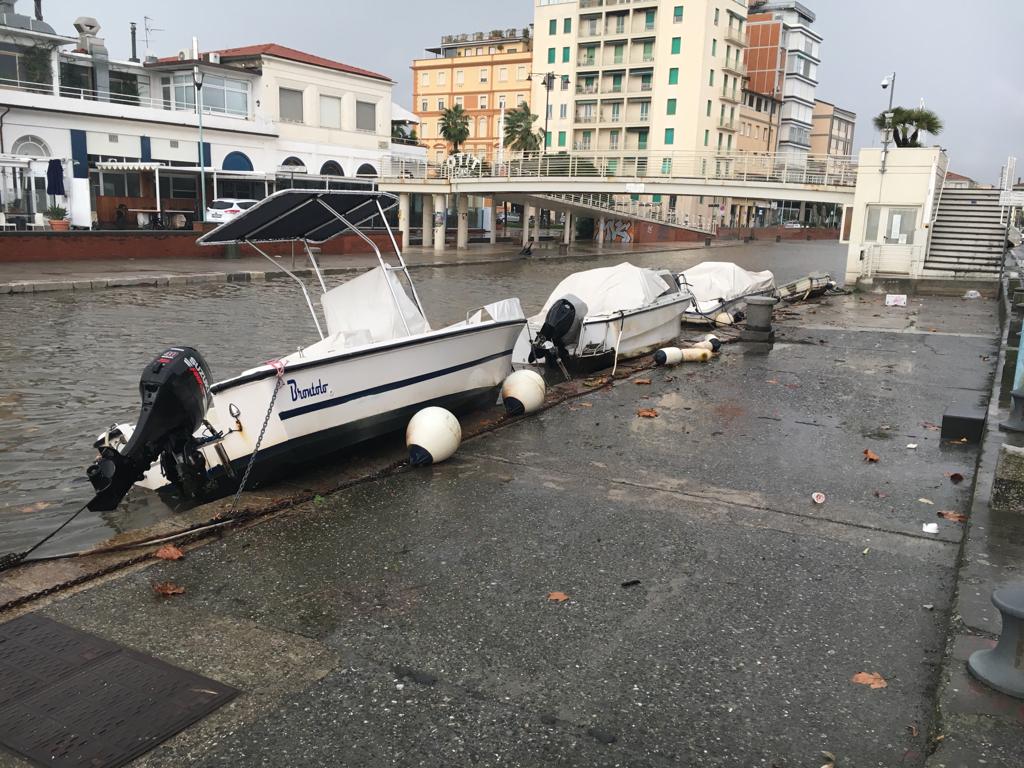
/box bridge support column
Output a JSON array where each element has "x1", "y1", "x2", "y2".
[
  {"x1": 597, "y1": 216, "x2": 606, "y2": 245},
  {"x1": 532, "y1": 207, "x2": 541, "y2": 246},
  {"x1": 432, "y1": 193, "x2": 446, "y2": 253},
  {"x1": 489, "y1": 200, "x2": 498, "y2": 244},
  {"x1": 562, "y1": 213, "x2": 572, "y2": 245},
  {"x1": 456, "y1": 194, "x2": 469, "y2": 249},
  {"x1": 398, "y1": 193, "x2": 410, "y2": 250},
  {"x1": 523, "y1": 204, "x2": 533, "y2": 247},
  {"x1": 421, "y1": 194, "x2": 433, "y2": 249}
]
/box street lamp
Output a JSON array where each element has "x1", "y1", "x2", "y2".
[
  {"x1": 193, "y1": 65, "x2": 207, "y2": 221},
  {"x1": 527, "y1": 71, "x2": 566, "y2": 152},
  {"x1": 880, "y1": 71, "x2": 896, "y2": 174}
]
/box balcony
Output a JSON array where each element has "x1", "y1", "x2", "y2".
[
  {"x1": 724, "y1": 25, "x2": 747, "y2": 47},
  {"x1": 576, "y1": 84, "x2": 599, "y2": 95},
  {"x1": 720, "y1": 87, "x2": 741, "y2": 104},
  {"x1": 578, "y1": 58, "x2": 597, "y2": 67},
  {"x1": 718, "y1": 118, "x2": 737, "y2": 131},
  {"x1": 576, "y1": 114, "x2": 598, "y2": 124},
  {"x1": 579, "y1": 26, "x2": 602, "y2": 39},
  {"x1": 722, "y1": 59, "x2": 746, "y2": 77}
]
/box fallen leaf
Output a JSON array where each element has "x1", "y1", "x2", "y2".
[
  {"x1": 621, "y1": 579, "x2": 641, "y2": 589},
  {"x1": 17, "y1": 501, "x2": 51, "y2": 514},
  {"x1": 153, "y1": 581, "x2": 185, "y2": 597},
  {"x1": 154, "y1": 544, "x2": 184, "y2": 561},
  {"x1": 908, "y1": 724, "x2": 919, "y2": 738},
  {"x1": 636, "y1": 408, "x2": 659, "y2": 418},
  {"x1": 946, "y1": 472, "x2": 965, "y2": 484},
  {"x1": 547, "y1": 591, "x2": 569, "y2": 603},
  {"x1": 851, "y1": 671, "x2": 888, "y2": 689},
  {"x1": 767, "y1": 379, "x2": 780, "y2": 384},
  {"x1": 938, "y1": 511, "x2": 968, "y2": 523},
  {"x1": 785, "y1": 383, "x2": 801, "y2": 389},
  {"x1": 820, "y1": 750, "x2": 837, "y2": 768},
  {"x1": 634, "y1": 378, "x2": 652, "y2": 385},
  {"x1": 918, "y1": 498, "x2": 934, "y2": 505},
  {"x1": 569, "y1": 401, "x2": 593, "y2": 411},
  {"x1": 582, "y1": 377, "x2": 607, "y2": 388},
  {"x1": 921, "y1": 422, "x2": 941, "y2": 431},
  {"x1": 873, "y1": 490, "x2": 888, "y2": 498},
  {"x1": 863, "y1": 449, "x2": 880, "y2": 463},
  {"x1": 928, "y1": 328, "x2": 938, "y2": 333}
]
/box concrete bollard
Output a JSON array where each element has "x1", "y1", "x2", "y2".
[
  {"x1": 968, "y1": 583, "x2": 1024, "y2": 699},
  {"x1": 742, "y1": 295, "x2": 778, "y2": 342},
  {"x1": 991, "y1": 443, "x2": 1024, "y2": 512},
  {"x1": 1000, "y1": 392, "x2": 1024, "y2": 433}
]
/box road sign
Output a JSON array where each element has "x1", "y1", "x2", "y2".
[{"x1": 999, "y1": 190, "x2": 1024, "y2": 207}]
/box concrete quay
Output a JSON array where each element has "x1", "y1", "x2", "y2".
[{"x1": 2, "y1": 288, "x2": 1022, "y2": 767}]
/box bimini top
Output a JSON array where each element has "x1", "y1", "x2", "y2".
[{"x1": 198, "y1": 187, "x2": 398, "y2": 245}]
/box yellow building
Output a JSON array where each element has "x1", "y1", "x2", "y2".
[
  {"x1": 412, "y1": 29, "x2": 534, "y2": 163},
  {"x1": 737, "y1": 90, "x2": 780, "y2": 154}
]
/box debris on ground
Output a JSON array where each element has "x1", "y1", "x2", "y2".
[
  {"x1": 851, "y1": 672, "x2": 888, "y2": 689},
  {"x1": 621, "y1": 579, "x2": 642, "y2": 589},
  {"x1": 945, "y1": 472, "x2": 965, "y2": 484},
  {"x1": 811, "y1": 492, "x2": 826, "y2": 504},
  {"x1": 154, "y1": 544, "x2": 184, "y2": 561},
  {"x1": 863, "y1": 449, "x2": 880, "y2": 463},
  {"x1": 906, "y1": 443, "x2": 918, "y2": 449},
  {"x1": 820, "y1": 750, "x2": 838, "y2": 768},
  {"x1": 153, "y1": 581, "x2": 186, "y2": 597},
  {"x1": 547, "y1": 591, "x2": 569, "y2": 603},
  {"x1": 634, "y1": 378, "x2": 652, "y2": 385},
  {"x1": 918, "y1": 498, "x2": 934, "y2": 505},
  {"x1": 922, "y1": 523, "x2": 939, "y2": 534},
  {"x1": 637, "y1": 408, "x2": 659, "y2": 418},
  {"x1": 938, "y1": 511, "x2": 968, "y2": 523}
]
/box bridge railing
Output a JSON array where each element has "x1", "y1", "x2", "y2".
[{"x1": 382, "y1": 150, "x2": 858, "y2": 188}]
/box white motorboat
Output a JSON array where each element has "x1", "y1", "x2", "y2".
[
  {"x1": 512, "y1": 262, "x2": 692, "y2": 373},
  {"x1": 86, "y1": 188, "x2": 526, "y2": 510},
  {"x1": 676, "y1": 261, "x2": 776, "y2": 324}
]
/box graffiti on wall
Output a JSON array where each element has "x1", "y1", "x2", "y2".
[{"x1": 598, "y1": 219, "x2": 634, "y2": 243}]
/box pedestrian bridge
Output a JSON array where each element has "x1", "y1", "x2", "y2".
[{"x1": 379, "y1": 150, "x2": 857, "y2": 206}]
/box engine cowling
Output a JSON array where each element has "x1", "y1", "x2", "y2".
[
  {"x1": 87, "y1": 347, "x2": 213, "y2": 511},
  {"x1": 530, "y1": 293, "x2": 588, "y2": 365}
]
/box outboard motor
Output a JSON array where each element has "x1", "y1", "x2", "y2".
[
  {"x1": 529, "y1": 293, "x2": 588, "y2": 367},
  {"x1": 87, "y1": 347, "x2": 213, "y2": 511}
]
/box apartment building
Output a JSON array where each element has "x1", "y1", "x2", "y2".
[
  {"x1": 737, "y1": 90, "x2": 780, "y2": 153},
  {"x1": 809, "y1": 99, "x2": 855, "y2": 156},
  {"x1": 0, "y1": 0, "x2": 421, "y2": 228},
  {"x1": 745, "y1": 0, "x2": 820, "y2": 158},
  {"x1": 411, "y1": 29, "x2": 533, "y2": 163}
]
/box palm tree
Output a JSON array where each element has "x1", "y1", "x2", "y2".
[
  {"x1": 439, "y1": 105, "x2": 470, "y2": 153},
  {"x1": 872, "y1": 106, "x2": 944, "y2": 148},
  {"x1": 504, "y1": 103, "x2": 543, "y2": 152}
]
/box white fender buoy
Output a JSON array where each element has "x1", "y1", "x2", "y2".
[
  {"x1": 701, "y1": 334, "x2": 724, "y2": 353},
  {"x1": 501, "y1": 369, "x2": 546, "y2": 416},
  {"x1": 714, "y1": 312, "x2": 734, "y2": 326},
  {"x1": 682, "y1": 348, "x2": 712, "y2": 362},
  {"x1": 654, "y1": 347, "x2": 683, "y2": 366},
  {"x1": 692, "y1": 341, "x2": 715, "y2": 352},
  {"x1": 406, "y1": 407, "x2": 461, "y2": 466}
]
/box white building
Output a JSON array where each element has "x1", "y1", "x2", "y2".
[{"x1": 0, "y1": 0, "x2": 423, "y2": 228}]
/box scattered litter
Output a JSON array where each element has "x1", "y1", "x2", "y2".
[
  {"x1": 153, "y1": 581, "x2": 185, "y2": 597},
  {"x1": 921, "y1": 422, "x2": 941, "y2": 431},
  {"x1": 582, "y1": 377, "x2": 607, "y2": 388},
  {"x1": 938, "y1": 511, "x2": 968, "y2": 523},
  {"x1": 634, "y1": 378, "x2": 652, "y2": 386},
  {"x1": 922, "y1": 522, "x2": 939, "y2": 534},
  {"x1": 945, "y1": 471, "x2": 965, "y2": 484},
  {"x1": 918, "y1": 498, "x2": 934, "y2": 505},
  {"x1": 862, "y1": 548, "x2": 870, "y2": 556},
  {"x1": 923, "y1": 604, "x2": 934, "y2": 611},
  {"x1": 569, "y1": 402, "x2": 593, "y2": 411},
  {"x1": 906, "y1": 443, "x2": 918, "y2": 449},
  {"x1": 963, "y1": 290, "x2": 982, "y2": 300},
  {"x1": 885, "y1": 294, "x2": 908, "y2": 307},
  {"x1": 767, "y1": 379, "x2": 780, "y2": 385},
  {"x1": 547, "y1": 591, "x2": 569, "y2": 603},
  {"x1": 16, "y1": 501, "x2": 50, "y2": 514},
  {"x1": 820, "y1": 750, "x2": 837, "y2": 768},
  {"x1": 851, "y1": 671, "x2": 888, "y2": 689},
  {"x1": 636, "y1": 408, "x2": 659, "y2": 418},
  {"x1": 863, "y1": 449, "x2": 880, "y2": 463},
  {"x1": 811, "y1": 492, "x2": 826, "y2": 504},
  {"x1": 154, "y1": 544, "x2": 184, "y2": 561},
  {"x1": 908, "y1": 723, "x2": 919, "y2": 738},
  {"x1": 621, "y1": 579, "x2": 642, "y2": 589},
  {"x1": 873, "y1": 490, "x2": 888, "y2": 498}
]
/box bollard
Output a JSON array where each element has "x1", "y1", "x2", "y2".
[
  {"x1": 1000, "y1": 390, "x2": 1024, "y2": 432},
  {"x1": 742, "y1": 295, "x2": 778, "y2": 342},
  {"x1": 968, "y1": 583, "x2": 1024, "y2": 699}
]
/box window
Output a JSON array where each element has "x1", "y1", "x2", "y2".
[
  {"x1": 479, "y1": 117, "x2": 487, "y2": 136},
  {"x1": 561, "y1": 75, "x2": 569, "y2": 90},
  {"x1": 668, "y1": 68, "x2": 679, "y2": 85},
  {"x1": 704, "y1": 129, "x2": 709, "y2": 146},
  {"x1": 611, "y1": 73, "x2": 622, "y2": 92},
  {"x1": 673, "y1": 5, "x2": 683, "y2": 22},
  {"x1": 545, "y1": 131, "x2": 552, "y2": 148},
  {"x1": 546, "y1": 103, "x2": 552, "y2": 120},
  {"x1": 665, "y1": 128, "x2": 674, "y2": 145},
  {"x1": 455, "y1": 70, "x2": 464, "y2": 85},
  {"x1": 12, "y1": 135, "x2": 49, "y2": 156},
  {"x1": 480, "y1": 68, "x2": 488, "y2": 82},
  {"x1": 549, "y1": 18, "x2": 557, "y2": 35},
  {"x1": 548, "y1": 47, "x2": 556, "y2": 64},
  {"x1": 640, "y1": 102, "x2": 650, "y2": 121},
  {"x1": 666, "y1": 98, "x2": 676, "y2": 115},
  {"x1": 420, "y1": 99, "x2": 428, "y2": 111},
  {"x1": 558, "y1": 130, "x2": 566, "y2": 147},
  {"x1": 355, "y1": 100, "x2": 376, "y2": 132},
  {"x1": 609, "y1": 129, "x2": 619, "y2": 149},
  {"x1": 560, "y1": 103, "x2": 567, "y2": 119},
  {"x1": 498, "y1": 95, "x2": 507, "y2": 108},
  {"x1": 645, "y1": 10, "x2": 655, "y2": 29},
  {"x1": 714, "y1": 8, "x2": 720, "y2": 24},
  {"x1": 637, "y1": 129, "x2": 648, "y2": 150},
  {"x1": 706, "y1": 99, "x2": 712, "y2": 116},
  {"x1": 711, "y1": 39, "x2": 717, "y2": 55},
  {"x1": 610, "y1": 102, "x2": 621, "y2": 122},
  {"x1": 642, "y1": 41, "x2": 654, "y2": 61},
  {"x1": 517, "y1": 66, "x2": 527, "y2": 80},
  {"x1": 499, "y1": 67, "x2": 508, "y2": 82},
  {"x1": 717, "y1": 132, "x2": 723, "y2": 148},
  {"x1": 562, "y1": 47, "x2": 570, "y2": 63},
  {"x1": 420, "y1": 72, "x2": 429, "y2": 86},
  {"x1": 479, "y1": 95, "x2": 488, "y2": 109},
  {"x1": 279, "y1": 88, "x2": 304, "y2": 123},
  {"x1": 438, "y1": 71, "x2": 447, "y2": 85},
  {"x1": 319, "y1": 95, "x2": 341, "y2": 128},
  {"x1": 727, "y1": 134, "x2": 732, "y2": 150},
  {"x1": 437, "y1": 98, "x2": 445, "y2": 110},
  {"x1": 613, "y1": 44, "x2": 624, "y2": 64},
  {"x1": 671, "y1": 37, "x2": 681, "y2": 54},
  {"x1": 564, "y1": 17, "x2": 572, "y2": 33},
  {"x1": 865, "y1": 206, "x2": 918, "y2": 244},
  {"x1": 708, "y1": 69, "x2": 714, "y2": 86},
  {"x1": 455, "y1": 96, "x2": 463, "y2": 107}
]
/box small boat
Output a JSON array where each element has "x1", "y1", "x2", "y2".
[
  {"x1": 512, "y1": 262, "x2": 692, "y2": 373},
  {"x1": 86, "y1": 188, "x2": 526, "y2": 511},
  {"x1": 677, "y1": 261, "x2": 776, "y2": 324}
]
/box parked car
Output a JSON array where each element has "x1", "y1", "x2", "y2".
[
  {"x1": 206, "y1": 199, "x2": 259, "y2": 223},
  {"x1": 783, "y1": 220, "x2": 804, "y2": 229}
]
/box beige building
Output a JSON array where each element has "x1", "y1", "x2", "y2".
[
  {"x1": 737, "y1": 90, "x2": 780, "y2": 153},
  {"x1": 412, "y1": 29, "x2": 533, "y2": 163},
  {"x1": 810, "y1": 99, "x2": 855, "y2": 156}
]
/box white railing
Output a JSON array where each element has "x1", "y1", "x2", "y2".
[
  {"x1": 381, "y1": 150, "x2": 858, "y2": 189},
  {"x1": 539, "y1": 192, "x2": 718, "y2": 234}
]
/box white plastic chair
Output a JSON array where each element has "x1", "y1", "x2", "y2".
[
  {"x1": 26, "y1": 213, "x2": 46, "y2": 231},
  {"x1": 0, "y1": 213, "x2": 14, "y2": 231}
]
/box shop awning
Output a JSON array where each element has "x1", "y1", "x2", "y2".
[{"x1": 96, "y1": 161, "x2": 169, "y2": 172}]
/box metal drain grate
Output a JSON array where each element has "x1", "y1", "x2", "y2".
[{"x1": 0, "y1": 614, "x2": 239, "y2": 768}]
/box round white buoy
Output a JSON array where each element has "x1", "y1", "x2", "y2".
[
  {"x1": 714, "y1": 312, "x2": 734, "y2": 326},
  {"x1": 501, "y1": 369, "x2": 546, "y2": 416},
  {"x1": 654, "y1": 347, "x2": 683, "y2": 366},
  {"x1": 701, "y1": 334, "x2": 724, "y2": 353},
  {"x1": 406, "y1": 407, "x2": 461, "y2": 466}
]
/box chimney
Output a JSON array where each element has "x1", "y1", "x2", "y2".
[
  {"x1": 74, "y1": 17, "x2": 110, "y2": 99},
  {"x1": 129, "y1": 21, "x2": 139, "y2": 62},
  {"x1": 34, "y1": 0, "x2": 41, "y2": 21}
]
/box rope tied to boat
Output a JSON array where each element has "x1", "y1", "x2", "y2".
[{"x1": 226, "y1": 359, "x2": 286, "y2": 514}]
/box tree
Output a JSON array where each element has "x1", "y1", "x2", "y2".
[
  {"x1": 504, "y1": 103, "x2": 544, "y2": 152},
  {"x1": 439, "y1": 105, "x2": 470, "y2": 153},
  {"x1": 872, "y1": 106, "x2": 944, "y2": 148}
]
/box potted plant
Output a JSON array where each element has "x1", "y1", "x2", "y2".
[{"x1": 46, "y1": 205, "x2": 69, "y2": 231}]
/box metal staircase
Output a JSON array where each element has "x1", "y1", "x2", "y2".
[
  {"x1": 923, "y1": 188, "x2": 1008, "y2": 279},
  {"x1": 530, "y1": 193, "x2": 717, "y2": 235}
]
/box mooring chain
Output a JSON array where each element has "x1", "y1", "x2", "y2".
[{"x1": 227, "y1": 360, "x2": 286, "y2": 514}]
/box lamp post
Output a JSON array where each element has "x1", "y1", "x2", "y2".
[
  {"x1": 527, "y1": 71, "x2": 564, "y2": 152},
  {"x1": 193, "y1": 65, "x2": 207, "y2": 221},
  {"x1": 880, "y1": 71, "x2": 896, "y2": 174}
]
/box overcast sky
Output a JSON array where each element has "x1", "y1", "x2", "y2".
[{"x1": 38, "y1": 0, "x2": 1023, "y2": 182}]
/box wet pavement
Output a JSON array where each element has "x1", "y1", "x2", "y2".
[
  {"x1": 0, "y1": 241, "x2": 845, "y2": 556},
  {"x1": 0, "y1": 289, "x2": 1010, "y2": 767}
]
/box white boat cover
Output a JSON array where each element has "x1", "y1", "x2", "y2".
[
  {"x1": 321, "y1": 266, "x2": 430, "y2": 345},
  {"x1": 678, "y1": 262, "x2": 776, "y2": 314},
  {"x1": 536, "y1": 262, "x2": 670, "y2": 319}
]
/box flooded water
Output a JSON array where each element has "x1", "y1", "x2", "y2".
[{"x1": 0, "y1": 241, "x2": 844, "y2": 555}]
